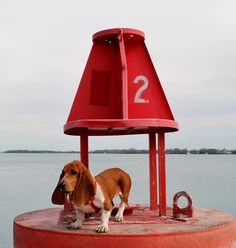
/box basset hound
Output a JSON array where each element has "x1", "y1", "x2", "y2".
[{"x1": 51, "y1": 160, "x2": 131, "y2": 233}]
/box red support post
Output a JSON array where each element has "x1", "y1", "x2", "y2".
[
  {"x1": 118, "y1": 29, "x2": 128, "y2": 119},
  {"x1": 80, "y1": 128, "x2": 89, "y2": 168},
  {"x1": 149, "y1": 131, "x2": 158, "y2": 210},
  {"x1": 158, "y1": 130, "x2": 166, "y2": 216}
]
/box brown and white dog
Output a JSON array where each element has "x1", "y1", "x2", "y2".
[{"x1": 51, "y1": 160, "x2": 131, "y2": 233}]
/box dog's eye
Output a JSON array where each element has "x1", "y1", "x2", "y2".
[{"x1": 71, "y1": 169, "x2": 77, "y2": 175}]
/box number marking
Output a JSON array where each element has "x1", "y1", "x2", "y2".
[{"x1": 133, "y1": 75, "x2": 149, "y2": 103}]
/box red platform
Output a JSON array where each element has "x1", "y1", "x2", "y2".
[{"x1": 14, "y1": 206, "x2": 236, "y2": 248}]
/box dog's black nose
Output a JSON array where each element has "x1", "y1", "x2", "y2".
[{"x1": 59, "y1": 182, "x2": 66, "y2": 191}]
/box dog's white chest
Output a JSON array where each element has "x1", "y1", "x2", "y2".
[{"x1": 73, "y1": 183, "x2": 105, "y2": 214}]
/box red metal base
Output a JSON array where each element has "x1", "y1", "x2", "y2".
[{"x1": 14, "y1": 205, "x2": 236, "y2": 248}]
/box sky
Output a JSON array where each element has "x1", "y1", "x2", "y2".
[{"x1": 0, "y1": 0, "x2": 235, "y2": 151}]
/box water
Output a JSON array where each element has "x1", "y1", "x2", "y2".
[{"x1": 1, "y1": 153, "x2": 236, "y2": 247}]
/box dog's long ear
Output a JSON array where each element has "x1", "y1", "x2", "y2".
[
  {"x1": 72, "y1": 164, "x2": 96, "y2": 205},
  {"x1": 51, "y1": 172, "x2": 65, "y2": 205}
]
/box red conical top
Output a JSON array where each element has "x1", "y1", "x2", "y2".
[{"x1": 64, "y1": 28, "x2": 178, "y2": 136}]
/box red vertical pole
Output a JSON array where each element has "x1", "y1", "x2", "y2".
[
  {"x1": 80, "y1": 128, "x2": 89, "y2": 168},
  {"x1": 118, "y1": 29, "x2": 128, "y2": 119},
  {"x1": 64, "y1": 130, "x2": 89, "y2": 211},
  {"x1": 149, "y1": 130, "x2": 158, "y2": 210},
  {"x1": 158, "y1": 130, "x2": 166, "y2": 216}
]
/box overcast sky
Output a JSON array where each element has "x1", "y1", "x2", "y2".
[{"x1": 0, "y1": 0, "x2": 235, "y2": 151}]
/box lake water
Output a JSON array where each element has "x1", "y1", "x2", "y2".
[{"x1": 1, "y1": 153, "x2": 236, "y2": 247}]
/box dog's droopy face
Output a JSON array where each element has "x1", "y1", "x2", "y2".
[
  {"x1": 59, "y1": 161, "x2": 82, "y2": 194},
  {"x1": 52, "y1": 160, "x2": 96, "y2": 206}
]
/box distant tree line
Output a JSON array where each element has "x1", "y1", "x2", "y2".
[
  {"x1": 4, "y1": 150, "x2": 79, "y2": 154},
  {"x1": 3, "y1": 148, "x2": 236, "y2": 154},
  {"x1": 90, "y1": 148, "x2": 148, "y2": 154},
  {"x1": 91, "y1": 148, "x2": 236, "y2": 155},
  {"x1": 166, "y1": 148, "x2": 235, "y2": 155}
]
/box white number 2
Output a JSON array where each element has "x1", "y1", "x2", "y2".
[{"x1": 133, "y1": 75, "x2": 149, "y2": 103}]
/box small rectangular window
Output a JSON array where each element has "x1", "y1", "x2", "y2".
[{"x1": 90, "y1": 70, "x2": 112, "y2": 107}]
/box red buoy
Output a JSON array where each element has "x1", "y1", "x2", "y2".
[
  {"x1": 14, "y1": 28, "x2": 236, "y2": 247},
  {"x1": 14, "y1": 206, "x2": 236, "y2": 248}
]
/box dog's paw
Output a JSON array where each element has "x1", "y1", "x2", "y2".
[
  {"x1": 96, "y1": 224, "x2": 109, "y2": 233},
  {"x1": 67, "y1": 221, "x2": 82, "y2": 230},
  {"x1": 114, "y1": 215, "x2": 123, "y2": 222}
]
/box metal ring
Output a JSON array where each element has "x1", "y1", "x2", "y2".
[{"x1": 173, "y1": 191, "x2": 193, "y2": 218}]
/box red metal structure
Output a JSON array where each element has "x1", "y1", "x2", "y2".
[
  {"x1": 64, "y1": 28, "x2": 178, "y2": 214},
  {"x1": 14, "y1": 28, "x2": 236, "y2": 248}
]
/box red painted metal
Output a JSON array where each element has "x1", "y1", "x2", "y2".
[
  {"x1": 64, "y1": 28, "x2": 178, "y2": 136},
  {"x1": 64, "y1": 119, "x2": 178, "y2": 136},
  {"x1": 118, "y1": 29, "x2": 128, "y2": 119},
  {"x1": 80, "y1": 129, "x2": 89, "y2": 168},
  {"x1": 14, "y1": 206, "x2": 236, "y2": 248},
  {"x1": 92, "y1": 28, "x2": 145, "y2": 42},
  {"x1": 149, "y1": 131, "x2": 158, "y2": 210},
  {"x1": 173, "y1": 191, "x2": 193, "y2": 219},
  {"x1": 158, "y1": 131, "x2": 166, "y2": 216}
]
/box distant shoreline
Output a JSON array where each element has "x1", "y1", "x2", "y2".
[{"x1": 2, "y1": 148, "x2": 236, "y2": 155}]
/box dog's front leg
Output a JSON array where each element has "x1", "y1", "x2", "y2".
[
  {"x1": 96, "y1": 209, "x2": 111, "y2": 233},
  {"x1": 68, "y1": 208, "x2": 84, "y2": 230}
]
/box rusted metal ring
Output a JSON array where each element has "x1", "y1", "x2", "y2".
[{"x1": 173, "y1": 191, "x2": 193, "y2": 219}]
